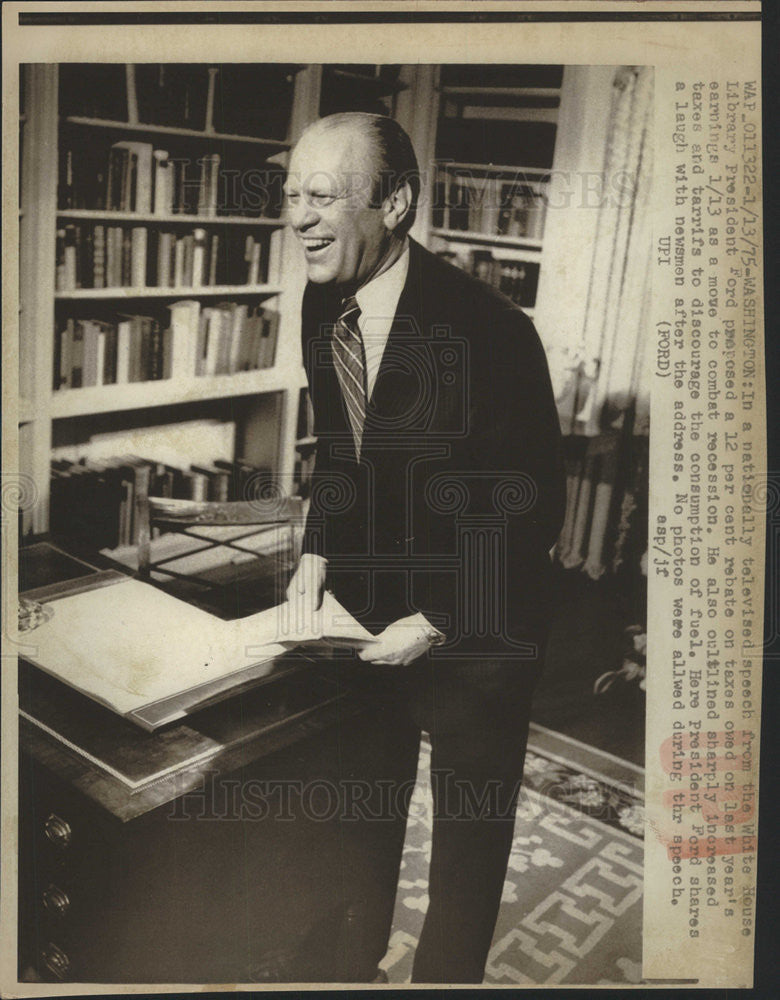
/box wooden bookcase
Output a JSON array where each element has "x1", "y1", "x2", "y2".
[
  {"x1": 18, "y1": 63, "x2": 322, "y2": 540},
  {"x1": 409, "y1": 65, "x2": 618, "y2": 353},
  {"x1": 423, "y1": 64, "x2": 568, "y2": 321}
]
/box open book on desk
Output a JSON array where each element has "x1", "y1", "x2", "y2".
[{"x1": 22, "y1": 577, "x2": 377, "y2": 730}]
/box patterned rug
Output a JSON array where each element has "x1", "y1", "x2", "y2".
[{"x1": 380, "y1": 732, "x2": 644, "y2": 986}]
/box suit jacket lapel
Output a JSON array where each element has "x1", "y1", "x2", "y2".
[{"x1": 365, "y1": 241, "x2": 426, "y2": 434}]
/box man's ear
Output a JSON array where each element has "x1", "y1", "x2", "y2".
[{"x1": 383, "y1": 180, "x2": 413, "y2": 233}]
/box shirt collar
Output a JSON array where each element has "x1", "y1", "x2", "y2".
[{"x1": 354, "y1": 242, "x2": 410, "y2": 324}]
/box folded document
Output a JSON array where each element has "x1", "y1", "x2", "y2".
[{"x1": 23, "y1": 578, "x2": 376, "y2": 728}]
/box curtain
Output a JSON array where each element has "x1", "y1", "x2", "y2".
[{"x1": 552, "y1": 66, "x2": 653, "y2": 580}]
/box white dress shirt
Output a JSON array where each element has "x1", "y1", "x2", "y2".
[{"x1": 355, "y1": 243, "x2": 410, "y2": 401}]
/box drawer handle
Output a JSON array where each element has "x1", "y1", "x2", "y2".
[
  {"x1": 39, "y1": 942, "x2": 71, "y2": 980},
  {"x1": 44, "y1": 814, "x2": 72, "y2": 849},
  {"x1": 42, "y1": 884, "x2": 71, "y2": 918}
]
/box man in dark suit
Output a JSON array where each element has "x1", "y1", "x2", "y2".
[{"x1": 284, "y1": 112, "x2": 565, "y2": 983}]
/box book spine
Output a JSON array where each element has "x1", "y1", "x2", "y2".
[
  {"x1": 93, "y1": 224, "x2": 106, "y2": 288},
  {"x1": 172, "y1": 159, "x2": 188, "y2": 214},
  {"x1": 192, "y1": 227, "x2": 206, "y2": 287},
  {"x1": 196, "y1": 309, "x2": 209, "y2": 376},
  {"x1": 81, "y1": 321, "x2": 98, "y2": 387},
  {"x1": 217, "y1": 307, "x2": 232, "y2": 375},
  {"x1": 181, "y1": 234, "x2": 194, "y2": 286},
  {"x1": 247, "y1": 309, "x2": 262, "y2": 371},
  {"x1": 116, "y1": 320, "x2": 131, "y2": 383},
  {"x1": 106, "y1": 227, "x2": 118, "y2": 286},
  {"x1": 135, "y1": 145, "x2": 153, "y2": 214},
  {"x1": 153, "y1": 150, "x2": 172, "y2": 216},
  {"x1": 55, "y1": 229, "x2": 67, "y2": 291},
  {"x1": 55, "y1": 320, "x2": 68, "y2": 389},
  {"x1": 157, "y1": 232, "x2": 172, "y2": 287},
  {"x1": 121, "y1": 228, "x2": 132, "y2": 285},
  {"x1": 126, "y1": 64, "x2": 139, "y2": 124},
  {"x1": 161, "y1": 326, "x2": 173, "y2": 380},
  {"x1": 63, "y1": 226, "x2": 78, "y2": 290},
  {"x1": 204, "y1": 308, "x2": 221, "y2": 375},
  {"x1": 139, "y1": 317, "x2": 152, "y2": 381},
  {"x1": 95, "y1": 328, "x2": 107, "y2": 387},
  {"x1": 173, "y1": 237, "x2": 185, "y2": 287},
  {"x1": 125, "y1": 151, "x2": 138, "y2": 212},
  {"x1": 208, "y1": 233, "x2": 219, "y2": 285},
  {"x1": 60, "y1": 148, "x2": 74, "y2": 209},
  {"x1": 131, "y1": 226, "x2": 148, "y2": 287},
  {"x1": 173, "y1": 300, "x2": 200, "y2": 380},
  {"x1": 149, "y1": 319, "x2": 164, "y2": 380},
  {"x1": 103, "y1": 322, "x2": 118, "y2": 384},
  {"x1": 263, "y1": 309, "x2": 280, "y2": 368},
  {"x1": 128, "y1": 317, "x2": 142, "y2": 382},
  {"x1": 228, "y1": 303, "x2": 248, "y2": 374},
  {"x1": 105, "y1": 228, "x2": 114, "y2": 287},
  {"x1": 208, "y1": 153, "x2": 220, "y2": 216},
  {"x1": 246, "y1": 237, "x2": 261, "y2": 285}
]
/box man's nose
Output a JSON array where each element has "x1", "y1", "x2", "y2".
[{"x1": 288, "y1": 197, "x2": 319, "y2": 231}]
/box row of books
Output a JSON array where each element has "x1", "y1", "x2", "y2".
[
  {"x1": 59, "y1": 63, "x2": 296, "y2": 139},
  {"x1": 50, "y1": 455, "x2": 273, "y2": 550},
  {"x1": 433, "y1": 175, "x2": 548, "y2": 240},
  {"x1": 55, "y1": 224, "x2": 265, "y2": 291},
  {"x1": 53, "y1": 303, "x2": 280, "y2": 389},
  {"x1": 59, "y1": 139, "x2": 283, "y2": 218},
  {"x1": 437, "y1": 249, "x2": 539, "y2": 310}
]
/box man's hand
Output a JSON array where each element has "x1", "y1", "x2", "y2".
[
  {"x1": 358, "y1": 614, "x2": 437, "y2": 666},
  {"x1": 286, "y1": 553, "x2": 327, "y2": 629}
]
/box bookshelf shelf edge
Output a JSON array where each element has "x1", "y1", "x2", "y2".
[
  {"x1": 435, "y1": 160, "x2": 552, "y2": 179},
  {"x1": 431, "y1": 228, "x2": 544, "y2": 252},
  {"x1": 55, "y1": 285, "x2": 283, "y2": 301},
  {"x1": 50, "y1": 369, "x2": 301, "y2": 419},
  {"x1": 56, "y1": 210, "x2": 286, "y2": 228},
  {"x1": 64, "y1": 116, "x2": 291, "y2": 150}
]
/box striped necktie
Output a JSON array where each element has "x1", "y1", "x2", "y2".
[{"x1": 332, "y1": 296, "x2": 367, "y2": 460}]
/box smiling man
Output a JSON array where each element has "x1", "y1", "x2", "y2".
[{"x1": 283, "y1": 113, "x2": 565, "y2": 984}]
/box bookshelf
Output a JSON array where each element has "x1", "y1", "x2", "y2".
[
  {"x1": 416, "y1": 66, "x2": 622, "y2": 338},
  {"x1": 19, "y1": 63, "x2": 315, "y2": 540},
  {"x1": 419, "y1": 65, "x2": 567, "y2": 317},
  {"x1": 18, "y1": 61, "x2": 421, "y2": 546}
]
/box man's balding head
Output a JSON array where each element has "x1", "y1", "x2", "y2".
[{"x1": 286, "y1": 113, "x2": 419, "y2": 287}]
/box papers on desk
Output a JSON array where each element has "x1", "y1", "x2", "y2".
[{"x1": 24, "y1": 578, "x2": 376, "y2": 729}]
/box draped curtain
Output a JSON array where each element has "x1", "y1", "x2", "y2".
[{"x1": 548, "y1": 66, "x2": 654, "y2": 580}]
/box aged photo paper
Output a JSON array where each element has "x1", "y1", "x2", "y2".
[{"x1": 1, "y1": 1, "x2": 766, "y2": 993}]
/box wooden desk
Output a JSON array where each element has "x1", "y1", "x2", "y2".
[{"x1": 17, "y1": 543, "x2": 374, "y2": 983}]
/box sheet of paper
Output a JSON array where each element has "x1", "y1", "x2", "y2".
[
  {"x1": 237, "y1": 589, "x2": 378, "y2": 655},
  {"x1": 26, "y1": 579, "x2": 287, "y2": 716},
  {"x1": 25, "y1": 580, "x2": 376, "y2": 717}
]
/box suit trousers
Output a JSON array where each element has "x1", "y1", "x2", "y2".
[{"x1": 299, "y1": 647, "x2": 544, "y2": 984}]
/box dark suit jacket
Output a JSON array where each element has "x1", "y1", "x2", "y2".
[{"x1": 300, "y1": 238, "x2": 565, "y2": 654}]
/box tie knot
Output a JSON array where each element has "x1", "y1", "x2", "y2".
[{"x1": 338, "y1": 296, "x2": 361, "y2": 327}]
